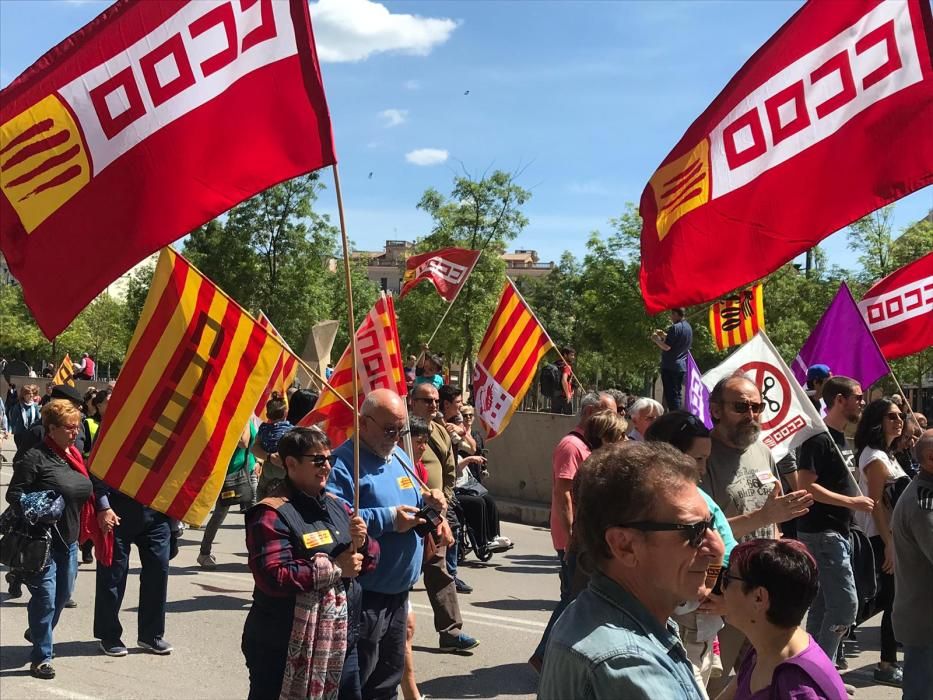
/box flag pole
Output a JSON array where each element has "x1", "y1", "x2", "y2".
[
  {"x1": 332, "y1": 165, "x2": 361, "y2": 515},
  {"x1": 423, "y1": 251, "x2": 482, "y2": 348}
]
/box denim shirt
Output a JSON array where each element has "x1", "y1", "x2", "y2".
[{"x1": 538, "y1": 571, "x2": 704, "y2": 700}]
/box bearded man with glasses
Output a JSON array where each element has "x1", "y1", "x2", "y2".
[
  {"x1": 538, "y1": 441, "x2": 724, "y2": 700},
  {"x1": 702, "y1": 374, "x2": 814, "y2": 694}
]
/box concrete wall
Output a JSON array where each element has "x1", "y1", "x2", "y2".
[
  {"x1": 483, "y1": 410, "x2": 577, "y2": 505},
  {"x1": 1, "y1": 375, "x2": 107, "y2": 404}
]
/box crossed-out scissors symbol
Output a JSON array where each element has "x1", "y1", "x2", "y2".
[{"x1": 761, "y1": 376, "x2": 781, "y2": 413}]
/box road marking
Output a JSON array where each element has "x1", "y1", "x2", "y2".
[
  {"x1": 199, "y1": 571, "x2": 548, "y2": 632},
  {"x1": 36, "y1": 686, "x2": 99, "y2": 700}
]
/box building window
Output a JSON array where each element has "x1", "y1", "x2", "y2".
[{"x1": 380, "y1": 277, "x2": 388, "y2": 291}]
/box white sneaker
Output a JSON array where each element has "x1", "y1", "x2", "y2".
[
  {"x1": 197, "y1": 553, "x2": 216, "y2": 569},
  {"x1": 493, "y1": 536, "x2": 513, "y2": 547}
]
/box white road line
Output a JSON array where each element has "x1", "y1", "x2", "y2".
[
  {"x1": 199, "y1": 571, "x2": 548, "y2": 632},
  {"x1": 36, "y1": 686, "x2": 100, "y2": 700}
]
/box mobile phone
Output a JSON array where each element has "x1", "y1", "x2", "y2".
[{"x1": 413, "y1": 506, "x2": 443, "y2": 537}]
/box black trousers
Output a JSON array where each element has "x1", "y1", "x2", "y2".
[
  {"x1": 869, "y1": 535, "x2": 898, "y2": 663},
  {"x1": 357, "y1": 590, "x2": 408, "y2": 700},
  {"x1": 661, "y1": 367, "x2": 685, "y2": 411},
  {"x1": 94, "y1": 496, "x2": 170, "y2": 643},
  {"x1": 457, "y1": 492, "x2": 500, "y2": 546}
]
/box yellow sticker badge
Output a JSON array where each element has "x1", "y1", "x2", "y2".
[
  {"x1": 302, "y1": 529, "x2": 334, "y2": 549},
  {"x1": 397, "y1": 476, "x2": 414, "y2": 490}
]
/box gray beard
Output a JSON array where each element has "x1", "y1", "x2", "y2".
[{"x1": 728, "y1": 422, "x2": 761, "y2": 449}]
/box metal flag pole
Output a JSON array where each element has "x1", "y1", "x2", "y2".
[
  {"x1": 332, "y1": 165, "x2": 361, "y2": 515},
  {"x1": 423, "y1": 250, "x2": 482, "y2": 348}
]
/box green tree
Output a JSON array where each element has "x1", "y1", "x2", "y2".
[
  {"x1": 396, "y1": 169, "x2": 531, "y2": 372},
  {"x1": 124, "y1": 261, "x2": 156, "y2": 337},
  {"x1": 330, "y1": 258, "x2": 380, "y2": 355},
  {"x1": 0, "y1": 284, "x2": 46, "y2": 359}
]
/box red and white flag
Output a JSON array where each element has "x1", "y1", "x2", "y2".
[
  {"x1": 398, "y1": 247, "x2": 481, "y2": 302},
  {"x1": 858, "y1": 252, "x2": 933, "y2": 360},
  {"x1": 639, "y1": 0, "x2": 933, "y2": 313},
  {"x1": 0, "y1": 0, "x2": 336, "y2": 338}
]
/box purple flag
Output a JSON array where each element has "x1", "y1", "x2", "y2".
[
  {"x1": 685, "y1": 352, "x2": 713, "y2": 429},
  {"x1": 792, "y1": 282, "x2": 890, "y2": 390}
]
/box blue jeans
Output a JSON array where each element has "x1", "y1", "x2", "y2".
[
  {"x1": 446, "y1": 526, "x2": 459, "y2": 578},
  {"x1": 24, "y1": 540, "x2": 78, "y2": 664},
  {"x1": 532, "y1": 549, "x2": 577, "y2": 662},
  {"x1": 903, "y1": 644, "x2": 933, "y2": 700},
  {"x1": 799, "y1": 530, "x2": 857, "y2": 662}
]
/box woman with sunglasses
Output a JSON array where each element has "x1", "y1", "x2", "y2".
[
  {"x1": 242, "y1": 426, "x2": 379, "y2": 700},
  {"x1": 717, "y1": 539, "x2": 847, "y2": 700},
  {"x1": 853, "y1": 398, "x2": 908, "y2": 686},
  {"x1": 646, "y1": 411, "x2": 738, "y2": 695}
]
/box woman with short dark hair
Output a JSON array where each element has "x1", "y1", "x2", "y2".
[
  {"x1": 242, "y1": 426, "x2": 379, "y2": 700},
  {"x1": 718, "y1": 539, "x2": 847, "y2": 700}
]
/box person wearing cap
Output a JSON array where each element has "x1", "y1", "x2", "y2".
[{"x1": 805, "y1": 365, "x2": 832, "y2": 412}]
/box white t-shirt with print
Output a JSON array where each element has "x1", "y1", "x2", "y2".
[{"x1": 855, "y1": 447, "x2": 908, "y2": 538}]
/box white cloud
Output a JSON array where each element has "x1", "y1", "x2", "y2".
[
  {"x1": 403, "y1": 79, "x2": 421, "y2": 91},
  {"x1": 379, "y1": 108, "x2": 408, "y2": 128},
  {"x1": 310, "y1": 0, "x2": 457, "y2": 63},
  {"x1": 405, "y1": 148, "x2": 448, "y2": 166},
  {"x1": 567, "y1": 180, "x2": 611, "y2": 196}
]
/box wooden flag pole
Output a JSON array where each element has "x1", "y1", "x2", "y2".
[{"x1": 332, "y1": 165, "x2": 361, "y2": 514}]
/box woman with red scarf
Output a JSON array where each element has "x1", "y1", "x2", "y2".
[{"x1": 6, "y1": 399, "x2": 97, "y2": 680}]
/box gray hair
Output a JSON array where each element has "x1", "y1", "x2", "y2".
[
  {"x1": 360, "y1": 393, "x2": 380, "y2": 416},
  {"x1": 628, "y1": 397, "x2": 663, "y2": 418},
  {"x1": 917, "y1": 430, "x2": 933, "y2": 466},
  {"x1": 578, "y1": 391, "x2": 617, "y2": 417}
]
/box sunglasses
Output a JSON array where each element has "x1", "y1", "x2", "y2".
[
  {"x1": 414, "y1": 397, "x2": 439, "y2": 405},
  {"x1": 615, "y1": 518, "x2": 714, "y2": 548},
  {"x1": 884, "y1": 412, "x2": 903, "y2": 422},
  {"x1": 364, "y1": 415, "x2": 410, "y2": 438},
  {"x1": 301, "y1": 454, "x2": 338, "y2": 468},
  {"x1": 723, "y1": 400, "x2": 765, "y2": 415}
]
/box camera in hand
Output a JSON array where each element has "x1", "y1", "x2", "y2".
[{"x1": 413, "y1": 505, "x2": 443, "y2": 537}]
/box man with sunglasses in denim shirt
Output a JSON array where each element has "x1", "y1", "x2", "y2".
[{"x1": 538, "y1": 442, "x2": 723, "y2": 700}]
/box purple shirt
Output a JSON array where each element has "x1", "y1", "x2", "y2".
[{"x1": 735, "y1": 635, "x2": 847, "y2": 700}]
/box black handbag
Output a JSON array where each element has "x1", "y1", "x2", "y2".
[
  {"x1": 0, "y1": 506, "x2": 52, "y2": 575},
  {"x1": 218, "y1": 467, "x2": 253, "y2": 507}
]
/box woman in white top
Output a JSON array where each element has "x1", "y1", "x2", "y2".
[{"x1": 854, "y1": 398, "x2": 906, "y2": 687}]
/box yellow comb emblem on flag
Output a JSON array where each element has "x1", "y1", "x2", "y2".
[
  {"x1": 0, "y1": 95, "x2": 91, "y2": 234},
  {"x1": 649, "y1": 139, "x2": 711, "y2": 241}
]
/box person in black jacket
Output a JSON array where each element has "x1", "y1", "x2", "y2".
[
  {"x1": 6, "y1": 400, "x2": 93, "y2": 680},
  {"x1": 242, "y1": 426, "x2": 378, "y2": 700}
]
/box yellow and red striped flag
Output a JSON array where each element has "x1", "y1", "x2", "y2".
[
  {"x1": 299, "y1": 292, "x2": 406, "y2": 446},
  {"x1": 473, "y1": 280, "x2": 555, "y2": 439},
  {"x1": 255, "y1": 312, "x2": 300, "y2": 420},
  {"x1": 53, "y1": 353, "x2": 75, "y2": 387},
  {"x1": 87, "y1": 248, "x2": 281, "y2": 525},
  {"x1": 709, "y1": 284, "x2": 765, "y2": 351}
]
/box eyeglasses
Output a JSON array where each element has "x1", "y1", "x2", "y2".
[
  {"x1": 721, "y1": 567, "x2": 746, "y2": 589},
  {"x1": 57, "y1": 425, "x2": 80, "y2": 434},
  {"x1": 364, "y1": 415, "x2": 410, "y2": 438},
  {"x1": 413, "y1": 397, "x2": 439, "y2": 405},
  {"x1": 722, "y1": 400, "x2": 765, "y2": 415},
  {"x1": 301, "y1": 454, "x2": 337, "y2": 468},
  {"x1": 615, "y1": 518, "x2": 714, "y2": 548},
  {"x1": 885, "y1": 413, "x2": 903, "y2": 422}
]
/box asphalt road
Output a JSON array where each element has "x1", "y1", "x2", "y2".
[{"x1": 0, "y1": 437, "x2": 899, "y2": 700}]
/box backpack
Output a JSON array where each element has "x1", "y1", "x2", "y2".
[{"x1": 540, "y1": 363, "x2": 561, "y2": 398}]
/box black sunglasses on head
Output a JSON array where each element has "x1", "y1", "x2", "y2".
[{"x1": 615, "y1": 518, "x2": 714, "y2": 548}]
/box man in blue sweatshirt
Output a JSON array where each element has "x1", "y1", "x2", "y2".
[{"x1": 328, "y1": 388, "x2": 447, "y2": 699}]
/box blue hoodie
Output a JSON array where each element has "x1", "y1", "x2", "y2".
[{"x1": 328, "y1": 440, "x2": 424, "y2": 595}]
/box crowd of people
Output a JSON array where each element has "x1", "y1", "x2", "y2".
[{"x1": 2, "y1": 345, "x2": 932, "y2": 700}]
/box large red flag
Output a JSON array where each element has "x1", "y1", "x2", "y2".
[
  {"x1": 858, "y1": 252, "x2": 933, "y2": 360},
  {"x1": 0, "y1": 0, "x2": 336, "y2": 338},
  {"x1": 398, "y1": 247, "x2": 481, "y2": 302},
  {"x1": 639, "y1": 0, "x2": 933, "y2": 313}
]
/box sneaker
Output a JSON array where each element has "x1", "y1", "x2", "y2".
[
  {"x1": 30, "y1": 662, "x2": 55, "y2": 680},
  {"x1": 873, "y1": 665, "x2": 903, "y2": 687},
  {"x1": 6, "y1": 572, "x2": 22, "y2": 599},
  {"x1": 64, "y1": 599, "x2": 77, "y2": 608},
  {"x1": 100, "y1": 639, "x2": 129, "y2": 657},
  {"x1": 197, "y1": 553, "x2": 216, "y2": 569},
  {"x1": 493, "y1": 535, "x2": 513, "y2": 547},
  {"x1": 454, "y1": 577, "x2": 473, "y2": 594},
  {"x1": 138, "y1": 637, "x2": 173, "y2": 655},
  {"x1": 439, "y1": 632, "x2": 479, "y2": 652}
]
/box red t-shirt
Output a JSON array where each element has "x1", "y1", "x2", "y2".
[
  {"x1": 549, "y1": 430, "x2": 590, "y2": 551},
  {"x1": 414, "y1": 460, "x2": 429, "y2": 486}
]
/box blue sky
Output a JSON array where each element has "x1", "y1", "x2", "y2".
[{"x1": 1, "y1": 0, "x2": 930, "y2": 272}]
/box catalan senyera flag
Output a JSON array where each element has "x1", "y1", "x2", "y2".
[
  {"x1": 298, "y1": 293, "x2": 406, "y2": 446},
  {"x1": 1, "y1": 0, "x2": 336, "y2": 339},
  {"x1": 255, "y1": 312, "x2": 300, "y2": 420},
  {"x1": 709, "y1": 284, "x2": 765, "y2": 351},
  {"x1": 52, "y1": 353, "x2": 75, "y2": 387},
  {"x1": 399, "y1": 247, "x2": 481, "y2": 302},
  {"x1": 473, "y1": 280, "x2": 555, "y2": 439},
  {"x1": 639, "y1": 0, "x2": 933, "y2": 313},
  {"x1": 87, "y1": 248, "x2": 281, "y2": 525}
]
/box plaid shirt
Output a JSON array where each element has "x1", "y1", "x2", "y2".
[{"x1": 246, "y1": 499, "x2": 379, "y2": 598}]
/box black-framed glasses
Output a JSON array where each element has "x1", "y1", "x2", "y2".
[
  {"x1": 364, "y1": 415, "x2": 410, "y2": 438},
  {"x1": 722, "y1": 400, "x2": 765, "y2": 415},
  {"x1": 721, "y1": 566, "x2": 746, "y2": 589},
  {"x1": 615, "y1": 518, "x2": 714, "y2": 548},
  {"x1": 301, "y1": 454, "x2": 338, "y2": 467}
]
